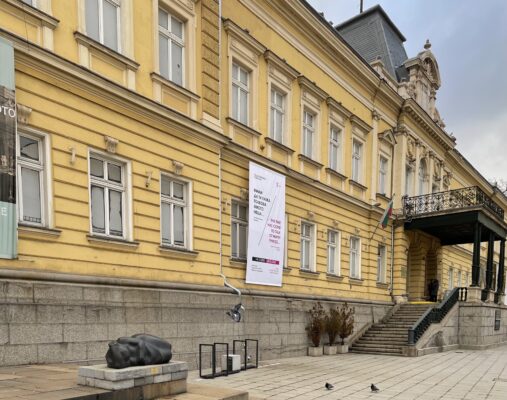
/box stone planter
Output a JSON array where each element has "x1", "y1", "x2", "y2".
[
  {"x1": 323, "y1": 345, "x2": 337, "y2": 355},
  {"x1": 307, "y1": 346, "x2": 323, "y2": 356},
  {"x1": 336, "y1": 344, "x2": 349, "y2": 353}
]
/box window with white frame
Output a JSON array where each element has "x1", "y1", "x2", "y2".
[
  {"x1": 351, "y1": 139, "x2": 363, "y2": 182},
  {"x1": 89, "y1": 154, "x2": 126, "y2": 238},
  {"x1": 327, "y1": 230, "x2": 340, "y2": 275},
  {"x1": 300, "y1": 222, "x2": 314, "y2": 271},
  {"x1": 22, "y1": 0, "x2": 36, "y2": 6},
  {"x1": 158, "y1": 8, "x2": 184, "y2": 86},
  {"x1": 17, "y1": 133, "x2": 45, "y2": 226},
  {"x1": 302, "y1": 110, "x2": 315, "y2": 158},
  {"x1": 448, "y1": 267, "x2": 454, "y2": 289},
  {"x1": 270, "y1": 88, "x2": 285, "y2": 143},
  {"x1": 329, "y1": 125, "x2": 342, "y2": 172},
  {"x1": 231, "y1": 200, "x2": 248, "y2": 259},
  {"x1": 161, "y1": 176, "x2": 188, "y2": 248},
  {"x1": 231, "y1": 63, "x2": 249, "y2": 125},
  {"x1": 85, "y1": 0, "x2": 120, "y2": 51},
  {"x1": 457, "y1": 270, "x2": 462, "y2": 287},
  {"x1": 378, "y1": 156, "x2": 388, "y2": 195},
  {"x1": 350, "y1": 236, "x2": 361, "y2": 279},
  {"x1": 377, "y1": 244, "x2": 387, "y2": 283}
]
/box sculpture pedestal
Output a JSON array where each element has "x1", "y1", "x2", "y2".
[
  {"x1": 78, "y1": 361, "x2": 187, "y2": 398},
  {"x1": 467, "y1": 287, "x2": 482, "y2": 303}
]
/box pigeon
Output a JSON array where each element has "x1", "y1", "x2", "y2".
[
  {"x1": 325, "y1": 382, "x2": 334, "y2": 390},
  {"x1": 371, "y1": 383, "x2": 380, "y2": 392}
]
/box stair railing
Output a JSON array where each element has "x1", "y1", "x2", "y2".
[{"x1": 407, "y1": 287, "x2": 459, "y2": 345}]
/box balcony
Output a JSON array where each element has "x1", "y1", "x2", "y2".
[
  {"x1": 403, "y1": 187, "x2": 506, "y2": 245},
  {"x1": 403, "y1": 186, "x2": 504, "y2": 222}
]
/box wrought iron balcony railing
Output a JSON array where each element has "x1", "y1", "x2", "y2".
[{"x1": 403, "y1": 186, "x2": 504, "y2": 221}]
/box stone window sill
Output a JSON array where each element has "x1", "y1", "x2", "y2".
[
  {"x1": 298, "y1": 154, "x2": 324, "y2": 169},
  {"x1": 326, "y1": 273, "x2": 344, "y2": 281},
  {"x1": 283, "y1": 267, "x2": 292, "y2": 274},
  {"x1": 74, "y1": 32, "x2": 140, "y2": 71},
  {"x1": 376, "y1": 193, "x2": 392, "y2": 202},
  {"x1": 5, "y1": 0, "x2": 59, "y2": 28},
  {"x1": 349, "y1": 180, "x2": 367, "y2": 191},
  {"x1": 159, "y1": 245, "x2": 198, "y2": 258},
  {"x1": 226, "y1": 118, "x2": 262, "y2": 137},
  {"x1": 265, "y1": 137, "x2": 295, "y2": 154},
  {"x1": 87, "y1": 235, "x2": 139, "y2": 249},
  {"x1": 325, "y1": 168, "x2": 347, "y2": 180},
  {"x1": 349, "y1": 277, "x2": 364, "y2": 285},
  {"x1": 299, "y1": 269, "x2": 320, "y2": 279},
  {"x1": 376, "y1": 282, "x2": 389, "y2": 289},
  {"x1": 18, "y1": 224, "x2": 61, "y2": 240},
  {"x1": 151, "y1": 72, "x2": 200, "y2": 101},
  {"x1": 230, "y1": 257, "x2": 247, "y2": 265}
]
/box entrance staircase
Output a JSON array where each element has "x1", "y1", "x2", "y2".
[{"x1": 350, "y1": 303, "x2": 433, "y2": 356}]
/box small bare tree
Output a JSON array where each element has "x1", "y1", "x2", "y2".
[
  {"x1": 336, "y1": 303, "x2": 355, "y2": 345},
  {"x1": 305, "y1": 302, "x2": 326, "y2": 347}
]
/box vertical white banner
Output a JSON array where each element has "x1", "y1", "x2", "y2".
[{"x1": 246, "y1": 162, "x2": 285, "y2": 286}]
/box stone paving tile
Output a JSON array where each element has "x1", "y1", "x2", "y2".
[{"x1": 189, "y1": 345, "x2": 507, "y2": 400}]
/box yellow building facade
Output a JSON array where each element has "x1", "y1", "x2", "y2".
[{"x1": 0, "y1": 0, "x2": 505, "y2": 365}]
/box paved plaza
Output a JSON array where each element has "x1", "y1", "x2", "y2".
[{"x1": 189, "y1": 346, "x2": 507, "y2": 400}]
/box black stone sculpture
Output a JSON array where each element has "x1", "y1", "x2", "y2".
[{"x1": 105, "y1": 334, "x2": 172, "y2": 369}]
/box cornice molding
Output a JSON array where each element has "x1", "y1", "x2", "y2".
[
  {"x1": 350, "y1": 115, "x2": 372, "y2": 133},
  {"x1": 222, "y1": 18, "x2": 266, "y2": 56},
  {"x1": 263, "y1": 50, "x2": 299, "y2": 80},
  {"x1": 402, "y1": 100, "x2": 455, "y2": 151},
  {"x1": 297, "y1": 75, "x2": 327, "y2": 102},
  {"x1": 0, "y1": 28, "x2": 228, "y2": 149},
  {"x1": 326, "y1": 97, "x2": 352, "y2": 120}
]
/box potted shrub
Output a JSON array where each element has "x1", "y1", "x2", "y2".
[
  {"x1": 336, "y1": 302, "x2": 355, "y2": 353},
  {"x1": 305, "y1": 302, "x2": 325, "y2": 356},
  {"x1": 323, "y1": 305, "x2": 340, "y2": 355}
]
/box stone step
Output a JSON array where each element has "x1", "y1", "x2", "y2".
[
  {"x1": 357, "y1": 336, "x2": 407, "y2": 343},
  {"x1": 352, "y1": 342, "x2": 404, "y2": 349},
  {"x1": 376, "y1": 323, "x2": 413, "y2": 328},
  {"x1": 160, "y1": 384, "x2": 249, "y2": 400},
  {"x1": 363, "y1": 334, "x2": 407, "y2": 340},
  {"x1": 350, "y1": 347, "x2": 403, "y2": 355}
]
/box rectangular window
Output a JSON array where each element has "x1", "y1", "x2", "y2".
[
  {"x1": 352, "y1": 140, "x2": 362, "y2": 182},
  {"x1": 231, "y1": 201, "x2": 248, "y2": 259},
  {"x1": 86, "y1": 0, "x2": 120, "y2": 51},
  {"x1": 448, "y1": 267, "x2": 454, "y2": 289},
  {"x1": 378, "y1": 156, "x2": 388, "y2": 195},
  {"x1": 22, "y1": 0, "x2": 35, "y2": 6},
  {"x1": 270, "y1": 89, "x2": 285, "y2": 143},
  {"x1": 89, "y1": 154, "x2": 126, "y2": 238},
  {"x1": 300, "y1": 222, "x2": 314, "y2": 271},
  {"x1": 159, "y1": 8, "x2": 184, "y2": 86},
  {"x1": 350, "y1": 236, "x2": 361, "y2": 279},
  {"x1": 329, "y1": 126, "x2": 341, "y2": 171},
  {"x1": 302, "y1": 110, "x2": 315, "y2": 158},
  {"x1": 17, "y1": 133, "x2": 45, "y2": 226},
  {"x1": 161, "y1": 176, "x2": 188, "y2": 248},
  {"x1": 405, "y1": 166, "x2": 414, "y2": 196},
  {"x1": 457, "y1": 270, "x2": 462, "y2": 287},
  {"x1": 232, "y1": 63, "x2": 249, "y2": 125},
  {"x1": 327, "y1": 230, "x2": 340, "y2": 275},
  {"x1": 377, "y1": 244, "x2": 386, "y2": 283}
]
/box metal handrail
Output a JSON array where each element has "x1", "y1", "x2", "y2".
[
  {"x1": 407, "y1": 287, "x2": 460, "y2": 345},
  {"x1": 403, "y1": 186, "x2": 504, "y2": 221}
]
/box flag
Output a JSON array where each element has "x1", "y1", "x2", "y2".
[{"x1": 380, "y1": 199, "x2": 393, "y2": 228}]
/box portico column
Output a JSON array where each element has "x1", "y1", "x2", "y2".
[
  {"x1": 471, "y1": 222, "x2": 481, "y2": 286},
  {"x1": 485, "y1": 231, "x2": 495, "y2": 292},
  {"x1": 496, "y1": 239, "x2": 505, "y2": 303}
]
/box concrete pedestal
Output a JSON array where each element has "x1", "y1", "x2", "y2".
[
  {"x1": 78, "y1": 361, "x2": 187, "y2": 398},
  {"x1": 467, "y1": 287, "x2": 482, "y2": 303}
]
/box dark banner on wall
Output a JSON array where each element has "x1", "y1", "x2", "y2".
[{"x1": 0, "y1": 38, "x2": 17, "y2": 259}]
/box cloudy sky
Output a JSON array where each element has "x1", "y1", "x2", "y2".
[{"x1": 308, "y1": 0, "x2": 507, "y2": 184}]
